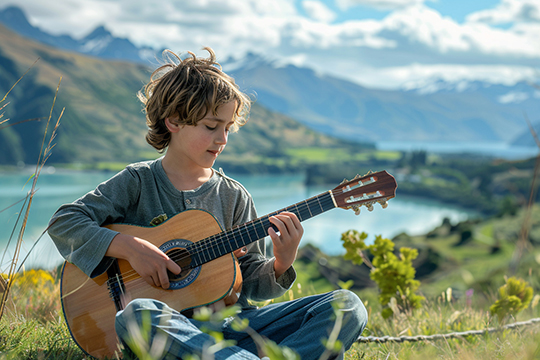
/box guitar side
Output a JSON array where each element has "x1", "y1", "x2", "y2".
[{"x1": 60, "y1": 209, "x2": 242, "y2": 359}]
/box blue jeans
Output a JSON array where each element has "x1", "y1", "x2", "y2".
[{"x1": 115, "y1": 290, "x2": 367, "y2": 360}]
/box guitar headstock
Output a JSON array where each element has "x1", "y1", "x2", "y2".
[{"x1": 331, "y1": 170, "x2": 397, "y2": 215}]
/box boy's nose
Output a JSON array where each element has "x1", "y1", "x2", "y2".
[{"x1": 216, "y1": 129, "x2": 228, "y2": 144}]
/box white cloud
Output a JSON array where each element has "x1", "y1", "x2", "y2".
[
  {"x1": 397, "y1": 64, "x2": 539, "y2": 89},
  {"x1": 336, "y1": 0, "x2": 427, "y2": 11},
  {"x1": 5, "y1": 0, "x2": 540, "y2": 89},
  {"x1": 466, "y1": 0, "x2": 540, "y2": 24},
  {"x1": 378, "y1": 6, "x2": 540, "y2": 58},
  {"x1": 302, "y1": 0, "x2": 337, "y2": 23},
  {"x1": 498, "y1": 91, "x2": 531, "y2": 104}
]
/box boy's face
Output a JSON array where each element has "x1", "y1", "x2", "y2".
[{"x1": 168, "y1": 101, "x2": 236, "y2": 171}]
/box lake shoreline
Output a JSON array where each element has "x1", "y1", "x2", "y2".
[{"x1": 0, "y1": 170, "x2": 478, "y2": 270}]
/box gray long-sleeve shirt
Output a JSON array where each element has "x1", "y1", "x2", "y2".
[{"x1": 48, "y1": 158, "x2": 296, "y2": 308}]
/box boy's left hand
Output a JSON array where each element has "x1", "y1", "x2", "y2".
[{"x1": 268, "y1": 211, "x2": 304, "y2": 279}]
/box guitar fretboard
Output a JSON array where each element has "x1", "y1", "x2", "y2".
[{"x1": 186, "y1": 191, "x2": 336, "y2": 267}]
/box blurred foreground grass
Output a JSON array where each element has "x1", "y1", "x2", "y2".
[{"x1": 1, "y1": 266, "x2": 539, "y2": 359}]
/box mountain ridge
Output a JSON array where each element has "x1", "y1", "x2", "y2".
[
  {"x1": 1, "y1": 5, "x2": 538, "y2": 146},
  {"x1": 0, "y1": 23, "x2": 354, "y2": 167},
  {"x1": 229, "y1": 61, "x2": 538, "y2": 143},
  {"x1": 0, "y1": 6, "x2": 158, "y2": 64}
]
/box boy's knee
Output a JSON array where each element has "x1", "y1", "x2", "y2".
[
  {"x1": 115, "y1": 298, "x2": 167, "y2": 337},
  {"x1": 332, "y1": 290, "x2": 368, "y2": 333}
]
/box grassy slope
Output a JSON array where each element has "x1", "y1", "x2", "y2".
[
  {"x1": 2, "y1": 220, "x2": 540, "y2": 360},
  {"x1": 0, "y1": 24, "x2": 151, "y2": 165}
]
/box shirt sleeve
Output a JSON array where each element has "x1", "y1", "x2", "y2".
[
  {"x1": 47, "y1": 168, "x2": 140, "y2": 278},
  {"x1": 234, "y1": 189, "x2": 297, "y2": 302}
]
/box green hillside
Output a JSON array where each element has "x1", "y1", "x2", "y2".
[{"x1": 0, "y1": 24, "x2": 368, "y2": 169}]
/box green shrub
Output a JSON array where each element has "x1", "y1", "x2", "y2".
[
  {"x1": 489, "y1": 277, "x2": 534, "y2": 321},
  {"x1": 341, "y1": 231, "x2": 424, "y2": 318}
]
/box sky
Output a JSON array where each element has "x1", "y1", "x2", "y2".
[{"x1": 3, "y1": 0, "x2": 540, "y2": 90}]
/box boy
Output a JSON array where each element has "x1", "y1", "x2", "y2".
[{"x1": 48, "y1": 48, "x2": 367, "y2": 359}]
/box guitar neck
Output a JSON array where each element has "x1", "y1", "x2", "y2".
[{"x1": 188, "y1": 191, "x2": 336, "y2": 267}]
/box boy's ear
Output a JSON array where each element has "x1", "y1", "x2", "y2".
[{"x1": 165, "y1": 117, "x2": 181, "y2": 133}]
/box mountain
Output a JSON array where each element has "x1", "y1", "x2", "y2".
[
  {"x1": 0, "y1": 24, "x2": 349, "y2": 166},
  {"x1": 3, "y1": 5, "x2": 538, "y2": 145},
  {"x1": 225, "y1": 55, "x2": 539, "y2": 144},
  {"x1": 511, "y1": 122, "x2": 540, "y2": 147},
  {"x1": 0, "y1": 6, "x2": 158, "y2": 65}
]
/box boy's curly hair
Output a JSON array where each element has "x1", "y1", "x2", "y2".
[{"x1": 138, "y1": 47, "x2": 251, "y2": 151}]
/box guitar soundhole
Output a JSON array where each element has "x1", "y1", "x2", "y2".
[
  {"x1": 166, "y1": 248, "x2": 192, "y2": 282},
  {"x1": 159, "y1": 239, "x2": 201, "y2": 289}
]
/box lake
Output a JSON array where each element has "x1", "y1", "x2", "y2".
[
  {"x1": 0, "y1": 168, "x2": 478, "y2": 271},
  {"x1": 377, "y1": 141, "x2": 538, "y2": 160}
]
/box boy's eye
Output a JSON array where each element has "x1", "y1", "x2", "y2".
[{"x1": 206, "y1": 125, "x2": 217, "y2": 131}]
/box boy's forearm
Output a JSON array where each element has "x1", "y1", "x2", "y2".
[
  {"x1": 105, "y1": 233, "x2": 138, "y2": 260},
  {"x1": 273, "y1": 259, "x2": 291, "y2": 279}
]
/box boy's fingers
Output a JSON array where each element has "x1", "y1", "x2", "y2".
[
  {"x1": 157, "y1": 268, "x2": 170, "y2": 289},
  {"x1": 271, "y1": 213, "x2": 303, "y2": 238},
  {"x1": 268, "y1": 226, "x2": 277, "y2": 238},
  {"x1": 143, "y1": 275, "x2": 155, "y2": 287},
  {"x1": 233, "y1": 247, "x2": 248, "y2": 258},
  {"x1": 167, "y1": 259, "x2": 181, "y2": 275},
  {"x1": 269, "y1": 217, "x2": 284, "y2": 240},
  {"x1": 151, "y1": 274, "x2": 161, "y2": 288}
]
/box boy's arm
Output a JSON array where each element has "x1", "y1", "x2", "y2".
[
  {"x1": 48, "y1": 168, "x2": 140, "y2": 278},
  {"x1": 105, "y1": 233, "x2": 180, "y2": 289},
  {"x1": 236, "y1": 206, "x2": 300, "y2": 301}
]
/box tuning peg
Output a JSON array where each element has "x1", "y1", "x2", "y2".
[
  {"x1": 351, "y1": 205, "x2": 361, "y2": 215},
  {"x1": 379, "y1": 200, "x2": 388, "y2": 209},
  {"x1": 340, "y1": 178, "x2": 349, "y2": 185},
  {"x1": 367, "y1": 203, "x2": 374, "y2": 212}
]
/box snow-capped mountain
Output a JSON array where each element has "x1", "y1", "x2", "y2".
[
  {"x1": 1, "y1": 5, "x2": 538, "y2": 145},
  {"x1": 0, "y1": 6, "x2": 158, "y2": 64},
  {"x1": 224, "y1": 54, "x2": 539, "y2": 144}
]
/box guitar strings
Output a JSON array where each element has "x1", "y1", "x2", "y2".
[
  {"x1": 104, "y1": 178, "x2": 392, "y2": 290},
  {"x1": 105, "y1": 195, "x2": 333, "y2": 292},
  {"x1": 105, "y1": 193, "x2": 335, "y2": 289},
  {"x1": 108, "y1": 194, "x2": 332, "y2": 288},
  {"x1": 162, "y1": 175, "x2": 392, "y2": 269},
  {"x1": 104, "y1": 177, "x2": 393, "y2": 290}
]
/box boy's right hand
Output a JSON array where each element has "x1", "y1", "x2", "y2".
[{"x1": 107, "y1": 233, "x2": 181, "y2": 290}]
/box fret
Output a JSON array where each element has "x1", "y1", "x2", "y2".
[
  {"x1": 210, "y1": 237, "x2": 217, "y2": 259},
  {"x1": 316, "y1": 196, "x2": 324, "y2": 214},
  {"x1": 199, "y1": 243, "x2": 207, "y2": 263},
  {"x1": 293, "y1": 203, "x2": 302, "y2": 221},
  {"x1": 232, "y1": 228, "x2": 241, "y2": 249},
  {"x1": 219, "y1": 232, "x2": 228, "y2": 257},
  {"x1": 237, "y1": 226, "x2": 249, "y2": 248},
  {"x1": 304, "y1": 200, "x2": 313, "y2": 217},
  {"x1": 187, "y1": 244, "x2": 199, "y2": 266},
  {"x1": 254, "y1": 218, "x2": 268, "y2": 239},
  {"x1": 216, "y1": 239, "x2": 227, "y2": 258},
  {"x1": 191, "y1": 191, "x2": 338, "y2": 266},
  {"x1": 243, "y1": 222, "x2": 254, "y2": 245},
  {"x1": 223, "y1": 232, "x2": 233, "y2": 253}
]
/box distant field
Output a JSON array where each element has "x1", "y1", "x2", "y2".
[{"x1": 283, "y1": 147, "x2": 401, "y2": 163}]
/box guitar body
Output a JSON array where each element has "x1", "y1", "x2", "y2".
[{"x1": 60, "y1": 209, "x2": 243, "y2": 359}]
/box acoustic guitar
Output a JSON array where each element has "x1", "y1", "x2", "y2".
[{"x1": 60, "y1": 170, "x2": 397, "y2": 358}]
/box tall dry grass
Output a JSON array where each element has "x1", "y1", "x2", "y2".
[{"x1": 0, "y1": 60, "x2": 63, "y2": 321}]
